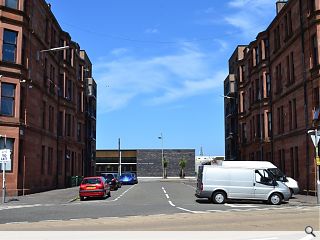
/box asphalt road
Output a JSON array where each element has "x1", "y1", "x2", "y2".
[{"x1": 0, "y1": 180, "x2": 319, "y2": 231}]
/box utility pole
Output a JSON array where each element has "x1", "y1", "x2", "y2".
[
  {"x1": 158, "y1": 133, "x2": 164, "y2": 178},
  {"x1": 0, "y1": 135, "x2": 7, "y2": 204},
  {"x1": 118, "y1": 138, "x2": 122, "y2": 176}
]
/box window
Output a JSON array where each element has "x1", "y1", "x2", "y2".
[
  {"x1": 1, "y1": 83, "x2": 15, "y2": 116},
  {"x1": 275, "y1": 63, "x2": 282, "y2": 94},
  {"x1": 58, "y1": 111, "x2": 63, "y2": 137},
  {"x1": 309, "y1": 0, "x2": 316, "y2": 13},
  {"x1": 49, "y1": 65, "x2": 56, "y2": 95},
  {"x1": 294, "y1": 146, "x2": 299, "y2": 178},
  {"x1": 312, "y1": 34, "x2": 319, "y2": 68},
  {"x1": 277, "y1": 106, "x2": 284, "y2": 134},
  {"x1": 5, "y1": 0, "x2": 18, "y2": 9},
  {"x1": 292, "y1": 99, "x2": 297, "y2": 129},
  {"x1": 66, "y1": 113, "x2": 71, "y2": 137},
  {"x1": 255, "y1": 46, "x2": 259, "y2": 66},
  {"x1": 58, "y1": 74, "x2": 64, "y2": 97},
  {"x1": 264, "y1": 39, "x2": 269, "y2": 59},
  {"x1": 267, "y1": 112, "x2": 272, "y2": 138},
  {"x1": 77, "y1": 122, "x2": 82, "y2": 142},
  {"x1": 58, "y1": 150, "x2": 62, "y2": 175},
  {"x1": 66, "y1": 79, "x2": 72, "y2": 101},
  {"x1": 2, "y1": 29, "x2": 18, "y2": 63},
  {"x1": 42, "y1": 101, "x2": 46, "y2": 129},
  {"x1": 0, "y1": 138, "x2": 14, "y2": 171},
  {"x1": 242, "y1": 123, "x2": 247, "y2": 143},
  {"x1": 266, "y1": 73, "x2": 271, "y2": 97},
  {"x1": 48, "y1": 105, "x2": 54, "y2": 132},
  {"x1": 278, "y1": 149, "x2": 286, "y2": 173},
  {"x1": 289, "y1": 101, "x2": 292, "y2": 130},
  {"x1": 290, "y1": 52, "x2": 295, "y2": 83},
  {"x1": 284, "y1": 11, "x2": 293, "y2": 39},
  {"x1": 41, "y1": 145, "x2": 45, "y2": 175},
  {"x1": 273, "y1": 25, "x2": 281, "y2": 52},
  {"x1": 43, "y1": 58, "x2": 48, "y2": 87},
  {"x1": 48, "y1": 147, "x2": 53, "y2": 175},
  {"x1": 255, "y1": 169, "x2": 274, "y2": 186},
  {"x1": 45, "y1": 19, "x2": 50, "y2": 43},
  {"x1": 256, "y1": 114, "x2": 261, "y2": 139}
]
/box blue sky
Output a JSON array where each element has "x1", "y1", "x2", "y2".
[{"x1": 48, "y1": 0, "x2": 275, "y2": 155}]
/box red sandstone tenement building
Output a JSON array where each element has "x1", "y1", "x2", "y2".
[
  {"x1": 224, "y1": 0, "x2": 320, "y2": 193},
  {"x1": 0, "y1": 0, "x2": 97, "y2": 196}
]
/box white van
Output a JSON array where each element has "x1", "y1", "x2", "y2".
[
  {"x1": 219, "y1": 161, "x2": 299, "y2": 196},
  {"x1": 195, "y1": 165, "x2": 291, "y2": 205}
]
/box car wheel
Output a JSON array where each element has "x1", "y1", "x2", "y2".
[
  {"x1": 80, "y1": 196, "x2": 85, "y2": 201},
  {"x1": 269, "y1": 193, "x2": 282, "y2": 205},
  {"x1": 107, "y1": 191, "x2": 111, "y2": 197},
  {"x1": 212, "y1": 191, "x2": 226, "y2": 204}
]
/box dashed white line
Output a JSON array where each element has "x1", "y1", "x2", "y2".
[
  {"x1": 165, "y1": 194, "x2": 169, "y2": 199},
  {"x1": 168, "y1": 201, "x2": 175, "y2": 207}
]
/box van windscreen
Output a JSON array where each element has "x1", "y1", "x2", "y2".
[{"x1": 268, "y1": 168, "x2": 286, "y2": 181}]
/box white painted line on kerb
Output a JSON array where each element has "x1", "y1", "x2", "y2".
[{"x1": 168, "y1": 201, "x2": 175, "y2": 207}]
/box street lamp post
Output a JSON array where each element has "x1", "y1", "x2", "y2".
[
  {"x1": 158, "y1": 133, "x2": 164, "y2": 178},
  {"x1": 0, "y1": 135, "x2": 7, "y2": 204}
]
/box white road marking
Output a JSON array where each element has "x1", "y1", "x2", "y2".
[
  {"x1": 165, "y1": 194, "x2": 169, "y2": 199},
  {"x1": 225, "y1": 203, "x2": 258, "y2": 208},
  {"x1": 163, "y1": 190, "x2": 167, "y2": 194},
  {"x1": 176, "y1": 207, "x2": 198, "y2": 213},
  {"x1": 168, "y1": 201, "x2": 175, "y2": 207},
  {"x1": 248, "y1": 238, "x2": 279, "y2": 240},
  {"x1": 108, "y1": 185, "x2": 136, "y2": 202}
]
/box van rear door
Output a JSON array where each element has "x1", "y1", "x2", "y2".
[{"x1": 196, "y1": 165, "x2": 204, "y2": 196}]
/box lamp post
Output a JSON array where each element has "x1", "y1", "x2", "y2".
[
  {"x1": 158, "y1": 133, "x2": 164, "y2": 178},
  {"x1": 0, "y1": 135, "x2": 7, "y2": 204}
]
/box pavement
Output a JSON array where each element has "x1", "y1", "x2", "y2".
[
  {"x1": 1, "y1": 179, "x2": 319, "y2": 206},
  {"x1": 2, "y1": 187, "x2": 79, "y2": 206}
]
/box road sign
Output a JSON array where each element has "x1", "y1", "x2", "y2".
[
  {"x1": 308, "y1": 130, "x2": 320, "y2": 147},
  {"x1": 0, "y1": 149, "x2": 11, "y2": 163}
]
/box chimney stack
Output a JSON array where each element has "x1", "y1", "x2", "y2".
[{"x1": 276, "y1": 1, "x2": 287, "y2": 14}]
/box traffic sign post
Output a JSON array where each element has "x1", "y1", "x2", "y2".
[
  {"x1": 308, "y1": 129, "x2": 320, "y2": 205},
  {"x1": 0, "y1": 148, "x2": 10, "y2": 204}
]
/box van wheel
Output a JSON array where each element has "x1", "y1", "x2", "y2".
[
  {"x1": 269, "y1": 193, "x2": 282, "y2": 205},
  {"x1": 212, "y1": 191, "x2": 226, "y2": 204}
]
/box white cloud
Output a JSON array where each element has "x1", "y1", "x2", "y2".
[
  {"x1": 225, "y1": 0, "x2": 275, "y2": 38},
  {"x1": 145, "y1": 28, "x2": 159, "y2": 34},
  {"x1": 110, "y1": 48, "x2": 128, "y2": 56},
  {"x1": 94, "y1": 43, "x2": 226, "y2": 113}
]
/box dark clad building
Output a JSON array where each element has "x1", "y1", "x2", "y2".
[{"x1": 96, "y1": 149, "x2": 195, "y2": 178}]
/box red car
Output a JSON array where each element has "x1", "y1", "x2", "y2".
[{"x1": 79, "y1": 176, "x2": 111, "y2": 201}]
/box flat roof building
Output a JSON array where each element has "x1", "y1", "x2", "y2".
[{"x1": 96, "y1": 149, "x2": 195, "y2": 178}]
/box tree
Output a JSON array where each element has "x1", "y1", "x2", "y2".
[
  {"x1": 163, "y1": 158, "x2": 168, "y2": 179},
  {"x1": 179, "y1": 158, "x2": 187, "y2": 178}
]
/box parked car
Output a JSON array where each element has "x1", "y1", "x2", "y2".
[
  {"x1": 119, "y1": 173, "x2": 136, "y2": 185},
  {"x1": 195, "y1": 165, "x2": 291, "y2": 205},
  {"x1": 101, "y1": 173, "x2": 121, "y2": 190},
  {"x1": 79, "y1": 176, "x2": 111, "y2": 201}
]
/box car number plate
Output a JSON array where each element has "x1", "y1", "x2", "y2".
[{"x1": 86, "y1": 186, "x2": 96, "y2": 189}]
